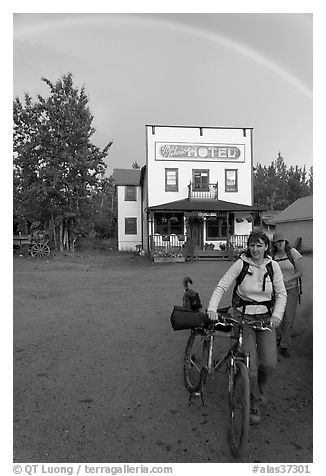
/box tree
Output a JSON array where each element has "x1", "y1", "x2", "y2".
[
  {"x1": 13, "y1": 73, "x2": 113, "y2": 251},
  {"x1": 91, "y1": 175, "x2": 117, "y2": 239},
  {"x1": 308, "y1": 166, "x2": 313, "y2": 194},
  {"x1": 253, "y1": 152, "x2": 312, "y2": 210}
]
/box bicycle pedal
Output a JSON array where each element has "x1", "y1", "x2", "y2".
[
  {"x1": 189, "y1": 391, "x2": 201, "y2": 399},
  {"x1": 188, "y1": 391, "x2": 201, "y2": 405}
]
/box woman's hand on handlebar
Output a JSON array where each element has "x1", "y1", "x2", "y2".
[
  {"x1": 207, "y1": 310, "x2": 219, "y2": 321},
  {"x1": 270, "y1": 315, "x2": 281, "y2": 328}
]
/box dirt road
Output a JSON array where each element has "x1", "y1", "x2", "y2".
[{"x1": 13, "y1": 252, "x2": 313, "y2": 463}]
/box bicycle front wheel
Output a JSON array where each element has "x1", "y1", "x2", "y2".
[
  {"x1": 183, "y1": 330, "x2": 209, "y2": 393},
  {"x1": 229, "y1": 360, "x2": 250, "y2": 458}
]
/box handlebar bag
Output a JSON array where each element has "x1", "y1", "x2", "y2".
[{"x1": 170, "y1": 306, "x2": 210, "y2": 331}]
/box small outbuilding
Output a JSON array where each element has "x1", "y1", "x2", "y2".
[{"x1": 272, "y1": 196, "x2": 313, "y2": 252}]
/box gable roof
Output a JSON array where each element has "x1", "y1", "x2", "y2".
[
  {"x1": 273, "y1": 196, "x2": 313, "y2": 223},
  {"x1": 112, "y1": 168, "x2": 142, "y2": 186},
  {"x1": 147, "y1": 198, "x2": 261, "y2": 212}
]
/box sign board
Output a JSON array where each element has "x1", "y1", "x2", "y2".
[
  {"x1": 188, "y1": 212, "x2": 226, "y2": 218},
  {"x1": 155, "y1": 142, "x2": 245, "y2": 162}
]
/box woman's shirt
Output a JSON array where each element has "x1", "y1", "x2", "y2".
[
  {"x1": 208, "y1": 255, "x2": 287, "y2": 319},
  {"x1": 273, "y1": 248, "x2": 302, "y2": 291}
]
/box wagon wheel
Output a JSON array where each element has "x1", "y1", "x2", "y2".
[{"x1": 30, "y1": 243, "x2": 50, "y2": 258}]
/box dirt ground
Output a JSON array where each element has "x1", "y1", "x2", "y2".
[{"x1": 13, "y1": 251, "x2": 313, "y2": 463}]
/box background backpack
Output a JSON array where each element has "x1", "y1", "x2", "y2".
[{"x1": 273, "y1": 248, "x2": 303, "y2": 299}]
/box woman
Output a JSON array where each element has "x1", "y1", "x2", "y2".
[
  {"x1": 271, "y1": 231, "x2": 303, "y2": 358},
  {"x1": 207, "y1": 231, "x2": 287, "y2": 425}
]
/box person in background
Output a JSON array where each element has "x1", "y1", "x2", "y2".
[
  {"x1": 271, "y1": 231, "x2": 303, "y2": 358},
  {"x1": 183, "y1": 236, "x2": 194, "y2": 262},
  {"x1": 207, "y1": 231, "x2": 287, "y2": 425}
]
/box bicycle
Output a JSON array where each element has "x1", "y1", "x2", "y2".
[{"x1": 183, "y1": 306, "x2": 271, "y2": 458}]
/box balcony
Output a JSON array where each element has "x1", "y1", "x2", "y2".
[{"x1": 188, "y1": 182, "x2": 218, "y2": 199}]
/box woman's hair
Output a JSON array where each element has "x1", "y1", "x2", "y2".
[
  {"x1": 244, "y1": 231, "x2": 270, "y2": 258},
  {"x1": 270, "y1": 239, "x2": 291, "y2": 257}
]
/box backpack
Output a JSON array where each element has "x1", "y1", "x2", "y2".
[
  {"x1": 273, "y1": 248, "x2": 303, "y2": 300},
  {"x1": 232, "y1": 260, "x2": 275, "y2": 315}
]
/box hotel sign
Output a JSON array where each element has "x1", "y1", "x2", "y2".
[{"x1": 155, "y1": 142, "x2": 245, "y2": 162}]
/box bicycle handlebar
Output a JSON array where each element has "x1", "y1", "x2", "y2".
[{"x1": 208, "y1": 309, "x2": 272, "y2": 332}]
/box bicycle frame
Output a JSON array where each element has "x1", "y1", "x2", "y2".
[
  {"x1": 204, "y1": 319, "x2": 249, "y2": 377},
  {"x1": 188, "y1": 313, "x2": 271, "y2": 395}
]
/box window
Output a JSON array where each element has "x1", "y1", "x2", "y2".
[
  {"x1": 154, "y1": 213, "x2": 183, "y2": 235},
  {"x1": 165, "y1": 169, "x2": 178, "y2": 192},
  {"x1": 125, "y1": 217, "x2": 137, "y2": 235},
  {"x1": 206, "y1": 213, "x2": 234, "y2": 239},
  {"x1": 225, "y1": 169, "x2": 238, "y2": 192},
  {"x1": 193, "y1": 170, "x2": 209, "y2": 191},
  {"x1": 125, "y1": 186, "x2": 137, "y2": 201}
]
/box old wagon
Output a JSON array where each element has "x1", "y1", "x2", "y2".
[{"x1": 13, "y1": 231, "x2": 51, "y2": 258}]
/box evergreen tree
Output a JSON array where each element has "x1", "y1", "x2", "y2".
[
  {"x1": 253, "y1": 153, "x2": 312, "y2": 210},
  {"x1": 308, "y1": 166, "x2": 313, "y2": 194}
]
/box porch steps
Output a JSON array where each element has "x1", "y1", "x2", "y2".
[{"x1": 194, "y1": 251, "x2": 231, "y2": 261}]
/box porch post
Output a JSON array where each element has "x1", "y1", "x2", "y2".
[
  {"x1": 226, "y1": 212, "x2": 230, "y2": 249},
  {"x1": 149, "y1": 212, "x2": 154, "y2": 253},
  {"x1": 226, "y1": 212, "x2": 234, "y2": 260},
  {"x1": 183, "y1": 215, "x2": 187, "y2": 237}
]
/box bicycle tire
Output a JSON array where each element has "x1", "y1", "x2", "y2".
[
  {"x1": 228, "y1": 360, "x2": 250, "y2": 458},
  {"x1": 183, "y1": 330, "x2": 209, "y2": 393}
]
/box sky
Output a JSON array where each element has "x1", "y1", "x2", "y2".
[
  {"x1": 4, "y1": 2, "x2": 326, "y2": 469},
  {"x1": 12, "y1": 9, "x2": 313, "y2": 176}
]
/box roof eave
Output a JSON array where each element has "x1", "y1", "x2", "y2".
[{"x1": 274, "y1": 217, "x2": 313, "y2": 224}]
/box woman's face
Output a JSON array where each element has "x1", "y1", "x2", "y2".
[
  {"x1": 249, "y1": 238, "x2": 268, "y2": 261},
  {"x1": 275, "y1": 239, "x2": 286, "y2": 252}
]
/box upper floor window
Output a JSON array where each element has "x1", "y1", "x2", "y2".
[
  {"x1": 165, "y1": 169, "x2": 178, "y2": 192},
  {"x1": 225, "y1": 169, "x2": 238, "y2": 192},
  {"x1": 193, "y1": 170, "x2": 209, "y2": 191},
  {"x1": 125, "y1": 185, "x2": 137, "y2": 201}
]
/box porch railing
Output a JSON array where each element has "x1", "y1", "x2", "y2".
[
  {"x1": 149, "y1": 234, "x2": 249, "y2": 252},
  {"x1": 150, "y1": 234, "x2": 185, "y2": 248},
  {"x1": 188, "y1": 182, "x2": 218, "y2": 199}
]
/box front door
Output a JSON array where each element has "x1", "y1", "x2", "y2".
[{"x1": 189, "y1": 218, "x2": 203, "y2": 250}]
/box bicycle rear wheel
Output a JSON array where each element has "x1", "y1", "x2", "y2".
[
  {"x1": 229, "y1": 360, "x2": 250, "y2": 458},
  {"x1": 183, "y1": 330, "x2": 209, "y2": 393}
]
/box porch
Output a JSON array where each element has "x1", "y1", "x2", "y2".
[
  {"x1": 149, "y1": 233, "x2": 249, "y2": 261},
  {"x1": 146, "y1": 197, "x2": 260, "y2": 261}
]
